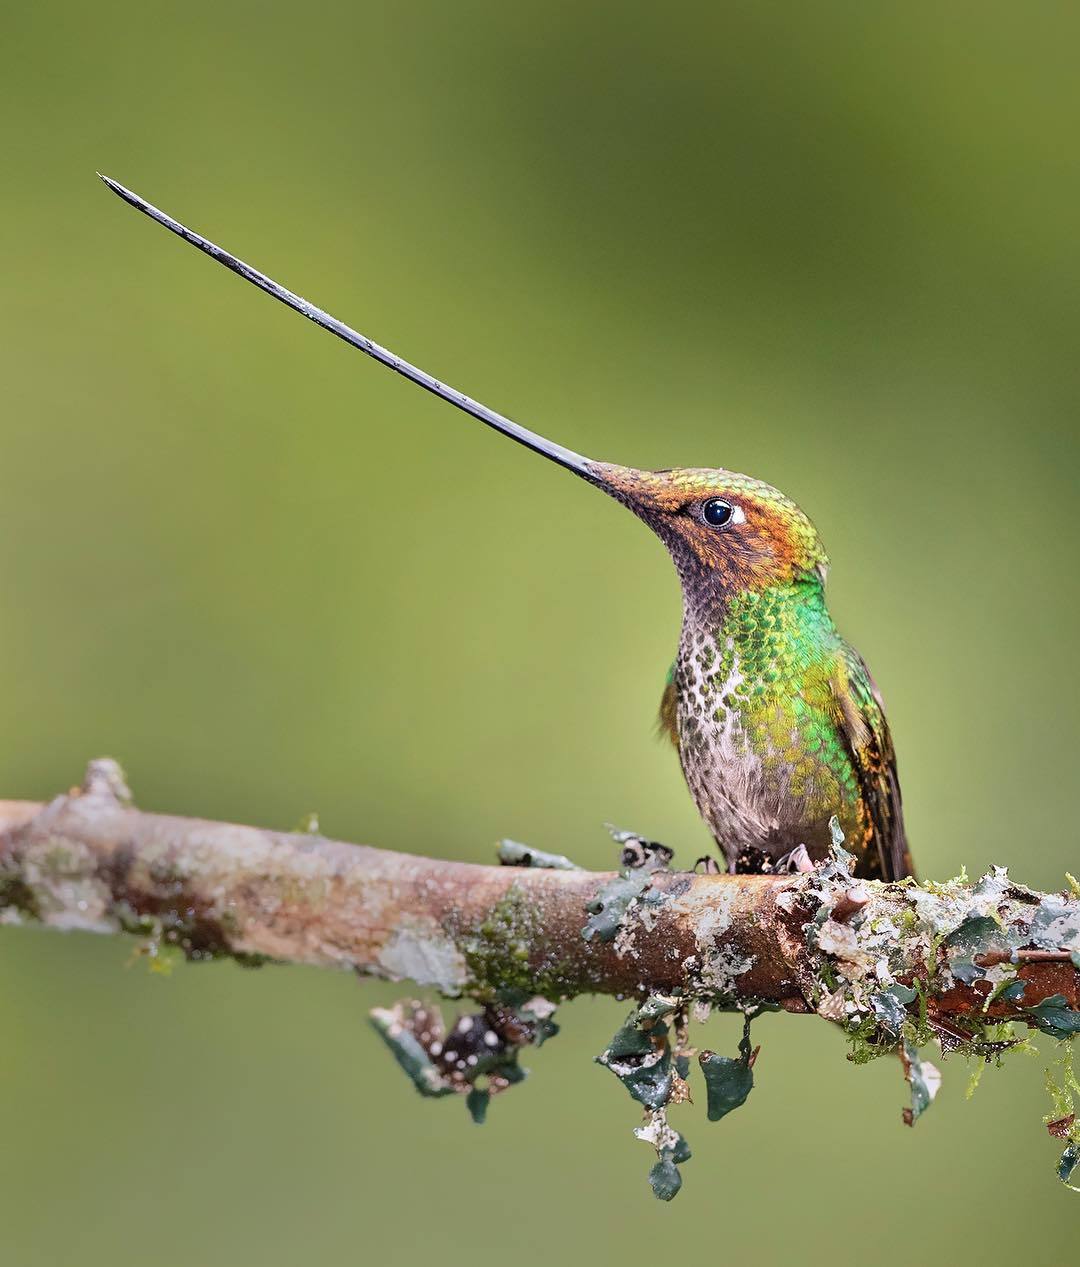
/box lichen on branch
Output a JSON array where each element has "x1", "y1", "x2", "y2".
[{"x1": 1, "y1": 760, "x2": 1078, "y2": 1198}]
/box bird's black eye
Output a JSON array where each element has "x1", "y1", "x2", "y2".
[{"x1": 701, "y1": 498, "x2": 735, "y2": 528}]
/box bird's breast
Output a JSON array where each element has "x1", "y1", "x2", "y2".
[{"x1": 673, "y1": 624, "x2": 856, "y2": 861}]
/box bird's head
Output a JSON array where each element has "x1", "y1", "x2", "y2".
[{"x1": 584, "y1": 462, "x2": 829, "y2": 606}]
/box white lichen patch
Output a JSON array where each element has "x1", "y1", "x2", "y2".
[
  {"x1": 634, "y1": 1107, "x2": 681, "y2": 1154},
  {"x1": 613, "y1": 900, "x2": 654, "y2": 961},
  {"x1": 377, "y1": 916, "x2": 468, "y2": 996},
  {"x1": 689, "y1": 883, "x2": 739, "y2": 947},
  {"x1": 699, "y1": 941, "x2": 755, "y2": 996},
  {"x1": 18, "y1": 835, "x2": 114, "y2": 932},
  {"x1": 775, "y1": 883, "x2": 801, "y2": 914},
  {"x1": 816, "y1": 918, "x2": 874, "y2": 967},
  {"x1": 905, "y1": 870, "x2": 993, "y2": 937},
  {"x1": 521, "y1": 996, "x2": 558, "y2": 1022},
  {"x1": 657, "y1": 882, "x2": 757, "y2": 998},
  {"x1": 1026, "y1": 894, "x2": 1080, "y2": 952},
  {"x1": 969, "y1": 866, "x2": 1011, "y2": 916},
  {"x1": 921, "y1": 1060, "x2": 942, "y2": 1102},
  {"x1": 789, "y1": 850, "x2": 1080, "y2": 1062}
]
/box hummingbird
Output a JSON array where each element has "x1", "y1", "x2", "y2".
[{"x1": 99, "y1": 176, "x2": 912, "y2": 883}]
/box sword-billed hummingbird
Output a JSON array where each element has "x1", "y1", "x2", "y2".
[{"x1": 99, "y1": 176, "x2": 912, "y2": 882}]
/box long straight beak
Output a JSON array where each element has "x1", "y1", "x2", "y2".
[{"x1": 98, "y1": 175, "x2": 598, "y2": 481}]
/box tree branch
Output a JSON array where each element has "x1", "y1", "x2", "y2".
[
  {"x1": 3, "y1": 760, "x2": 1080, "y2": 1196},
  {"x1": 2, "y1": 761, "x2": 1077, "y2": 1022}
]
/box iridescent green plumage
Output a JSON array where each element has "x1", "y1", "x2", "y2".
[{"x1": 661, "y1": 579, "x2": 909, "y2": 879}]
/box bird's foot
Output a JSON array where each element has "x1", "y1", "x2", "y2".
[
  {"x1": 771, "y1": 844, "x2": 816, "y2": 875},
  {"x1": 606, "y1": 824, "x2": 675, "y2": 872},
  {"x1": 727, "y1": 843, "x2": 816, "y2": 875},
  {"x1": 732, "y1": 844, "x2": 773, "y2": 874}
]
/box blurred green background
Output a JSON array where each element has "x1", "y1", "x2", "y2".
[{"x1": 3, "y1": 1, "x2": 1079, "y2": 1261}]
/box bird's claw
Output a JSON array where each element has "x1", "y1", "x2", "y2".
[
  {"x1": 772, "y1": 844, "x2": 815, "y2": 874},
  {"x1": 729, "y1": 843, "x2": 816, "y2": 875}
]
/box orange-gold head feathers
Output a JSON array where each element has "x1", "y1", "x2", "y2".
[{"x1": 586, "y1": 463, "x2": 829, "y2": 604}]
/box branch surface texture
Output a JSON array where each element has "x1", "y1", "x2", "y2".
[{"x1": 3, "y1": 760, "x2": 1079, "y2": 1199}]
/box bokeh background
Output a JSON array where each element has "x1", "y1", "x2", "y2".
[{"x1": 3, "y1": 1, "x2": 1079, "y2": 1261}]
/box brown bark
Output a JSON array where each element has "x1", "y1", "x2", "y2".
[{"x1": 1, "y1": 761, "x2": 1077, "y2": 1036}]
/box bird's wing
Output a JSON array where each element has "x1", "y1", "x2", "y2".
[
  {"x1": 830, "y1": 645, "x2": 912, "y2": 881},
  {"x1": 657, "y1": 663, "x2": 679, "y2": 747}
]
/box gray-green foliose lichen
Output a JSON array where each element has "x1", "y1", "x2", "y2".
[
  {"x1": 471, "y1": 825, "x2": 1079, "y2": 1200},
  {"x1": 902, "y1": 1040, "x2": 941, "y2": 1125},
  {"x1": 870, "y1": 983, "x2": 918, "y2": 1038},
  {"x1": 641, "y1": 1118, "x2": 691, "y2": 1201},
  {"x1": 789, "y1": 844, "x2": 1079, "y2": 1050},
  {"x1": 582, "y1": 870, "x2": 660, "y2": 943},
  {"x1": 496, "y1": 840, "x2": 582, "y2": 870},
  {"x1": 595, "y1": 1003, "x2": 675, "y2": 1110},
  {"x1": 784, "y1": 832, "x2": 1080, "y2": 1178},
  {"x1": 1024, "y1": 996, "x2": 1080, "y2": 1040},
  {"x1": 595, "y1": 994, "x2": 760, "y2": 1201},
  {"x1": 698, "y1": 1015, "x2": 756, "y2": 1122}
]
